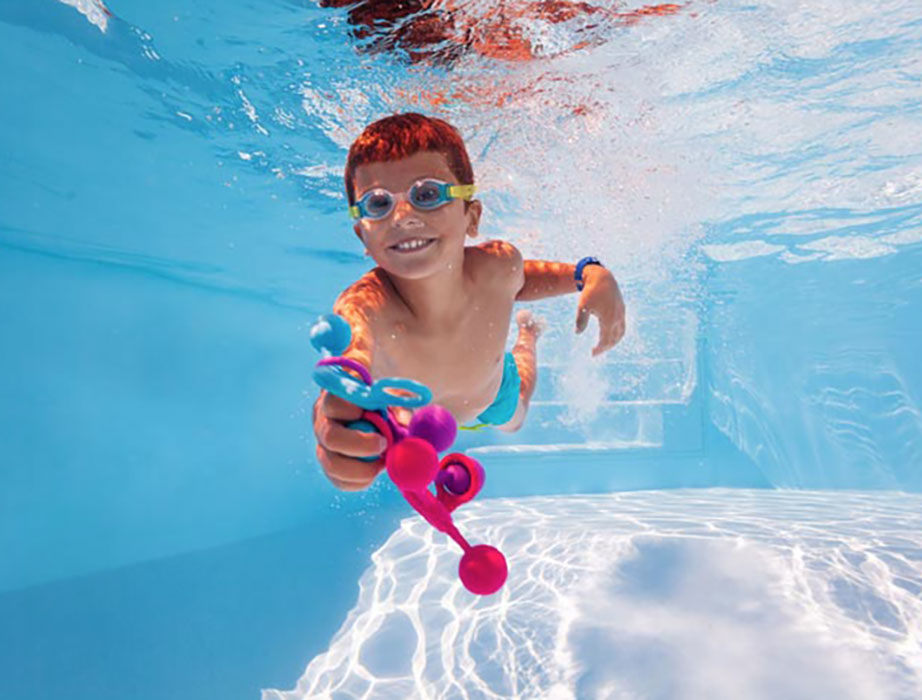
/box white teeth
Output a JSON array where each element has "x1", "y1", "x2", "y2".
[{"x1": 393, "y1": 238, "x2": 432, "y2": 251}]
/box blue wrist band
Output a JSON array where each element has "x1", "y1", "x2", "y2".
[{"x1": 574, "y1": 256, "x2": 603, "y2": 291}]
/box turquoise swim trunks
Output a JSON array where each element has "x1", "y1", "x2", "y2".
[{"x1": 462, "y1": 352, "x2": 521, "y2": 430}]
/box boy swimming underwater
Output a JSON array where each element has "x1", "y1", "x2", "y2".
[{"x1": 312, "y1": 113, "x2": 625, "y2": 491}]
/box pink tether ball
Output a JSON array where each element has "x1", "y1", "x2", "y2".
[
  {"x1": 459, "y1": 545, "x2": 508, "y2": 595},
  {"x1": 386, "y1": 437, "x2": 440, "y2": 491}
]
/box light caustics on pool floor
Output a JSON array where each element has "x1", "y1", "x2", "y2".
[{"x1": 265, "y1": 490, "x2": 922, "y2": 700}]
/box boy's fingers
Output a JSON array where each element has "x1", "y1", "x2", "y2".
[
  {"x1": 320, "y1": 391, "x2": 364, "y2": 422},
  {"x1": 316, "y1": 445, "x2": 383, "y2": 490},
  {"x1": 592, "y1": 331, "x2": 610, "y2": 356},
  {"x1": 320, "y1": 418, "x2": 387, "y2": 457},
  {"x1": 592, "y1": 316, "x2": 624, "y2": 356},
  {"x1": 575, "y1": 305, "x2": 591, "y2": 333},
  {"x1": 329, "y1": 476, "x2": 372, "y2": 492}
]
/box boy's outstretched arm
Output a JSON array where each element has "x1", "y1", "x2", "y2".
[
  {"x1": 516, "y1": 259, "x2": 626, "y2": 356},
  {"x1": 312, "y1": 275, "x2": 388, "y2": 491}
]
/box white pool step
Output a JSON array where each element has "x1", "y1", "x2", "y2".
[
  {"x1": 455, "y1": 356, "x2": 696, "y2": 455},
  {"x1": 454, "y1": 301, "x2": 700, "y2": 455}
]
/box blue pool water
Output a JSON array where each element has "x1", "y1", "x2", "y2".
[{"x1": 1, "y1": 1, "x2": 921, "y2": 698}]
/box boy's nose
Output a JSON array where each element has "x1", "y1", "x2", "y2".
[{"x1": 392, "y1": 199, "x2": 422, "y2": 227}]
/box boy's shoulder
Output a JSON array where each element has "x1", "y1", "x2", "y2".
[
  {"x1": 469, "y1": 238, "x2": 522, "y2": 262},
  {"x1": 466, "y1": 239, "x2": 524, "y2": 293},
  {"x1": 333, "y1": 268, "x2": 390, "y2": 320}
]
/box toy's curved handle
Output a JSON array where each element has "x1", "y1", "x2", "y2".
[
  {"x1": 313, "y1": 364, "x2": 374, "y2": 407},
  {"x1": 370, "y1": 378, "x2": 432, "y2": 409},
  {"x1": 311, "y1": 314, "x2": 433, "y2": 411},
  {"x1": 312, "y1": 364, "x2": 432, "y2": 411}
]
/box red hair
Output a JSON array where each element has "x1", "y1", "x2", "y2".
[{"x1": 344, "y1": 112, "x2": 474, "y2": 205}]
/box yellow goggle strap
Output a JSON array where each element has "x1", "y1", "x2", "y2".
[{"x1": 447, "y1": 184, "x2": 476, "y2": 201}]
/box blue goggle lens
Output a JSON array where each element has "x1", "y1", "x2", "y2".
[
  {"x1": 410, "y1": 180, "x2": 446, "y2": 209},
  {"x1": 364, "y1": 190, "x2": 394, "y2": 219}
]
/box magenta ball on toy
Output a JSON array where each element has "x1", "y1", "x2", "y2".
[
  {"x1": 386, "y1": 437, "x2": 439, "y2": 491},
  {"x1": 408, "y1": 405, "x2": 457, "y2": 453},
  {"x1": 458, "y1": 545, "x2": 507, "y2": 595}
]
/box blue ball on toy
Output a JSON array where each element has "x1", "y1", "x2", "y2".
[
  {"x1": 347, "y1": 419, "x2": 384, "y2": 462},
  {"x1": 310, "y1": 314, "x2": 351, "y2": 356}
]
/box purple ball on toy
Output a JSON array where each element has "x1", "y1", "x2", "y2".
[{"x1": 408, "y1": 405, "x2": 457, "y2": 453}]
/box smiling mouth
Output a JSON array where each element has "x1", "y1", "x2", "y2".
[{"x1": 389, "y1": 237, "x2": 436, "y2": 253}]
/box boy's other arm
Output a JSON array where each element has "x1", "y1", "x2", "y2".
[
  {"x1": 515, "y1": 259, "x2": 579, "y2": 301},
  {"x1": 517, "y1": 258, "x2": 626, "y2": 355}
]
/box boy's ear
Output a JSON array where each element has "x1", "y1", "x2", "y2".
[
  {"x1": 353, "y1": 224, "x2": 370, "y2": 255},
  {"x1": 465, "y1": 199, "x2": 483, "y2": 239}
]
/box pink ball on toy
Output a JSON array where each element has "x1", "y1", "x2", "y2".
[
  {"x1": 408, "y1": 405, "x2": 457, "y2": 453},
  {"x1": 458, "y1": 545, "x2": 507, "y2": 595},
  {"x1": 386, "y1": 437, "x2": 439, "y2": 491}
]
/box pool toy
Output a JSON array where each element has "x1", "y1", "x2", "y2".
[{"x1": 310, "y1": 314, "x2": 508, "y2": 596}]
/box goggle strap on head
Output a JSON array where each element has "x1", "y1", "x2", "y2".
[
  {"x1": 348, "y1": 205, "x2": 361, "y2": 219},
  {"x1": 448, "y1": 184, "x2": 476, "y2": 201}
]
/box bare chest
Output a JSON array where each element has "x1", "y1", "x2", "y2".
[{"x1": 372, "y1": 296, "x2": 515, "y2": 414}]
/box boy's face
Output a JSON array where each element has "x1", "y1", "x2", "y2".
[{"x1": 352, "y1": 151, "x2": 481, "y2": 280}]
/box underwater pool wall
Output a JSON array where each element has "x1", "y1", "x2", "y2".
[{"x1": 705, "y1": 242, "x2": 922, "y2": 492}]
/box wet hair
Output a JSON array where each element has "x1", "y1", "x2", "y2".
[{"x1": 344, "y1": 112, "x2": 474, "y2": 206}]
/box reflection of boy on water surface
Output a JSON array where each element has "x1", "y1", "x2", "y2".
[{"x1": 318, "y1": 1, "x2": 683, "y2": 62}]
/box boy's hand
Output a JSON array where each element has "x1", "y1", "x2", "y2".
[
  {"x1": 313, "y1": 390, "x2": 388, "y2": 491},
  {"x1": 575, "y1": 266, "x2": 626, "y2": 356}
]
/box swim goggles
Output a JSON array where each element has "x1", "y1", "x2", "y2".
[{"x1": 349, "y1": 179, "x2": 476, "y2": 220}]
